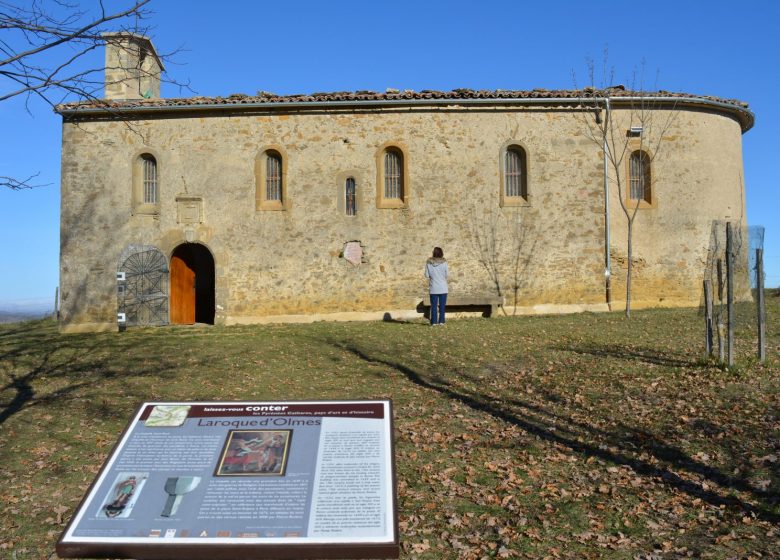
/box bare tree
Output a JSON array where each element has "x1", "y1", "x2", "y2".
[
  {"x1": 578, "y1": 57, "x2": 678, "y2": 318},
  {"x1": 1, "y1": 0, "x2": 187, "y2": 189}
]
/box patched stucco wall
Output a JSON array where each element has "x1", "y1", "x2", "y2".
[{"x1": 58, "y1": 104, "x2": 746, "y2": 331}]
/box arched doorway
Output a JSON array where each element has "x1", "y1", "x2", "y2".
[{"x1": 170, "y1": 243, "x2": 215, "y2": 325}]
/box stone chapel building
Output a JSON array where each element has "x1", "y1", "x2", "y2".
[{"x1": 55, "y1": 34, "x2": 754, "y2": 332}]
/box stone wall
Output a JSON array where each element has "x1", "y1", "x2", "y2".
[{"x1": 58, "y1": 104, "x2": 746, "y2": 331}]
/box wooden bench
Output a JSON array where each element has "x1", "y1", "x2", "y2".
[{"x1": 417, "y1": 294, "x2": 504, "y2": 318}]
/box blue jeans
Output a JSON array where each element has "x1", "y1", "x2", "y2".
[{"x1": 430, "y1": 293, "x2": 447, "y2": 325}]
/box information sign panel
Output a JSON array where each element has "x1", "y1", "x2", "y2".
[{"x1": 57, "y1": 400, "x2": 398, "y2": 559}]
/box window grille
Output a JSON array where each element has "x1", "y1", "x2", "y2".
[
  {"x1": 346, "y1": 177, "x2": 356, "y2": 216},
  {"x1": 142, "y1": 156, "x2": 157, "y2": 204},
  {"x1": 629, "y1": 150, "x2": 651, "y2": 203},
  {"x1": 384, "y1": 150, "x2": 402, "y2": 199},
  {"x1": 505, "y1": 148, "x2": 525, "y2": 198},
  {"x1": 266, "y1": 152, "x2": 282, "y2": 202}
]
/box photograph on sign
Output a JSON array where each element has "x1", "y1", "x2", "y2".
[
  {"x1": 57, "y1": 400, "x2": 398, "y2": 559},
  {"x1": 215, "y1": 429, "x2": 291, "y2": 476}
]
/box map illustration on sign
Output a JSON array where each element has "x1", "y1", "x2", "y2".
[{"x1": 144, "y1": 405, "x2": 191, "y2": 427}]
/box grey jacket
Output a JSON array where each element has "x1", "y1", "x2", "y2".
[{"x1": 424, "y1": 258, "x2": 449, "y2": 294}]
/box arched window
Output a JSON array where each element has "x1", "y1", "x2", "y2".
[
  {"x1": 133, "y1": 152, "x2": 160, "y2": 214},
  {"x1": 255, "y1": 147, "x2": 287, "y2": 210},
  {"x1": 505, "y1": 147, "x2": 526, "y2": 198},
  {"x1": 142, "y1": 155, "x2": 158, "y2": 204},
  {"x1": 500, "y1": 145, "x2": 528, "y2": 206},
  {"x1": 345, "y1": 177, "x2": 356, "y2": 216},
  {"x1": 629, "y1": 150, "x2": 651, "y2": 204},
  {"x1": 384, "y1": 149, "x2": 403, "y2": 200},
  {"x1": 266, "y1": 151, "x2": 282, "y2": 202},
  {"x1": 376, "y1": 144, "x2": 408, "y2": 208}
]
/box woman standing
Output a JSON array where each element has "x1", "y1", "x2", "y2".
[{"x1": 425, "y1": 247, "x2": 449, "y2": 325}]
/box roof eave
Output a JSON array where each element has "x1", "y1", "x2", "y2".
[{"x1": 55, "y1": 95, "x2": 754, "y2": 133}]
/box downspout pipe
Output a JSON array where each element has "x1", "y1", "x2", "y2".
[{"x1": 603, "y1": 98, "x2": 612, "y2": 310}]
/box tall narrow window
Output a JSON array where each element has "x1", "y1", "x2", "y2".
[
  {"x1": 266, "y1": 152, "x2": 282, "y2": 202},
  {"x1": 345, "y1": 177, "x2": 356, "y2": 216},
  {"x1": 133, "y1": 152, "x2": 160, "y2": 214},
  {"x1": 384, "y1": 150, "x2": 403, "y2": 200},
  {"x1": 504, "y1": 147, "x2": 527, "y2": 199},
  {"x1": 629, "y1": 150, "x2": 651, "y2": 204},
  {"x1": 142, "y1": 155, "x2": 157, "y2": 204},
  {"x1": 256, "y1": 147, "x2": 288, "y2": 211},
  {"x1": 376, "y1": 144, "x2": 408, "y2": 208}
]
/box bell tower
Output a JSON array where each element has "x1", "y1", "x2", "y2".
[{"x1": 102, "y1": 32, "x2": 163, "y2": 100}]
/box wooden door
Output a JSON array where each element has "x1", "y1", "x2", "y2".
[{"x1": 170, "y1": 254, "x2": 195, "y2": 324}]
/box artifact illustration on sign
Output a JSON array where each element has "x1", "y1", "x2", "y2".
[
  {"x1": 161, "y1": 476, "x2": 201, "y2": 517},
  {"x1": 98, "y1": 472, "x2": 148, "y2": 519}
]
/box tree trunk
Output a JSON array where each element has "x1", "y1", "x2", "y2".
[
  {"x1": 626, "y1": 218, "x2": 634, "y2": 318},
  {"x1": 726, "y1": 222, "x2": 734, "y2": 367}
]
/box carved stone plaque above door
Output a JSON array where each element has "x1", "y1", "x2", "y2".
[{"x1": 176, "y1": 196, "x2": 203, "y2": 224}]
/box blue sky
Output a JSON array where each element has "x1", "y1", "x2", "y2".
[{"x1": 1, "y1": 0, "x2": 778, "y2": 310}]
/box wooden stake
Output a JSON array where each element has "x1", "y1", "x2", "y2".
[
  {"x1": 757, "y1": 248, "x2": 766, "y2": 364},
  {"x1": 726, "y1": 223, "x2": 735, "y2": 368},
  {"x1": 704, "y1": 279, "x2": 713, "y2": 358},
  {"x1": 716, "y1": 257, "x2": 725, "y2": 364}
]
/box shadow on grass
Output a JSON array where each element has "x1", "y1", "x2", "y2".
[
  {"x1": 382, "y1": 312, "x2": 429, "y2": 326},
  {"x1": 326, "y1": 338, "x2": 779, "y2": 523},
  {"x1": 0, "y1": 321, "x2": 175, "y2": 427},
  {"x1": 555, "y1": 343, "x2": 701, "y2": 368}
]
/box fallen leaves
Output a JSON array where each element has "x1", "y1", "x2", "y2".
[{"x1": 3, "y1": 302, "x2": 779, "y2": 558}]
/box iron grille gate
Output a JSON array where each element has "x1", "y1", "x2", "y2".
[{"x1": 117, "y1": 246, "x2": 169, "y2": 327}]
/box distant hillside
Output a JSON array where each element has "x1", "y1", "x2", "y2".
[
  {"x1": 0, "y1": 299, "x2": 53, "y2": 323},
  {"x1": 0, "y1": 311, "x2": 51, "y2": 324}
]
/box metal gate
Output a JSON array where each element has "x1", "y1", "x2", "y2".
[{"x1": 117, "y1": 245, "x2": 169, "y2": 327}]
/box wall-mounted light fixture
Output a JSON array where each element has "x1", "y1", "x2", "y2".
[{"x1": 628, "y1": 126, "x2": 643, "y2": 137}]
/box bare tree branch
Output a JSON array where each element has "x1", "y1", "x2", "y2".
[
  {"x1": 1, "y1": 172, "x2": 48, "y2": 190},
  {"x1": 0, "y1": 1, "x2": 150, "y2": 68},
  {"x1": 1, "y1": 1, "x2": 191, "y2": 189}
]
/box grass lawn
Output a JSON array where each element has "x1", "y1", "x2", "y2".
[{"x1": 1, "y1": 295, "x2": 778, "y2": 559}]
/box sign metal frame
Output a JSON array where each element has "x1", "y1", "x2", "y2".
[{"x1": 56, "y1": 400, "x2": 399, "y2": 559}]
